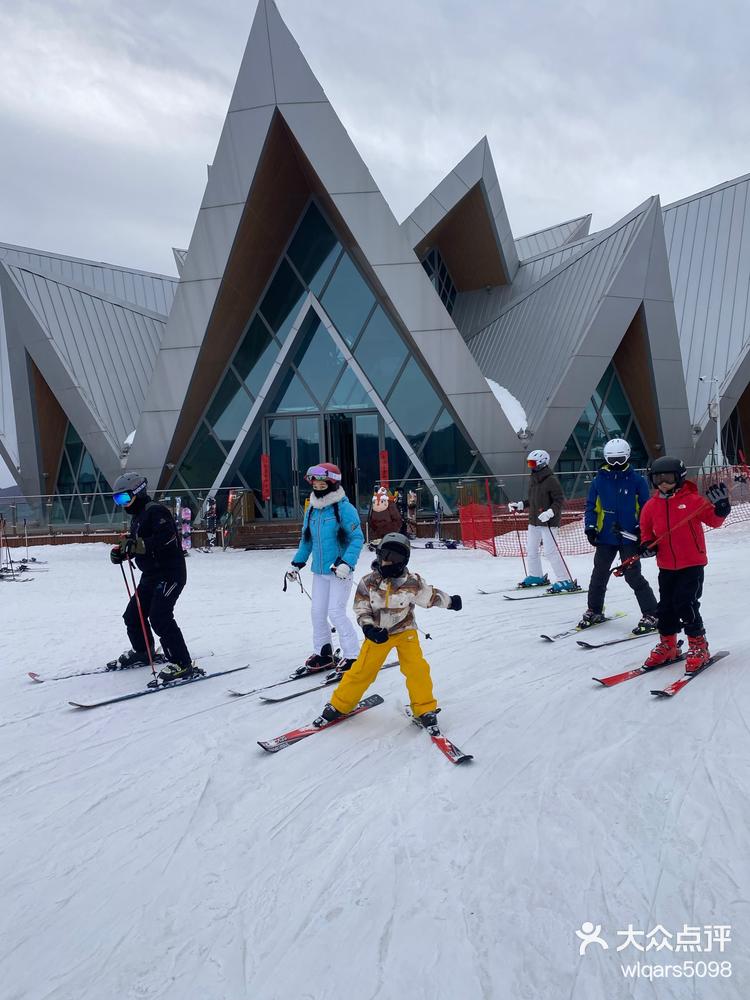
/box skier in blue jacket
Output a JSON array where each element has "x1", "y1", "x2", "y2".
[
  {"x1": 287, "y1": 463, "x2": 365, "y2": 676},
  {"x1": 579, "y1": 438, "x2": 658, "y2": 634}
]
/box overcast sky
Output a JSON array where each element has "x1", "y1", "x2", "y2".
[{"x1": 1, "y1": 0, "x2": 749, "y2": 486}]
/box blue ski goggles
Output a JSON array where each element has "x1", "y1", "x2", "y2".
[{"x1": 113, "y1": 490, "x2": 135, "y2": 506}]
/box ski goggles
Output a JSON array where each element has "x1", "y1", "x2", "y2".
[
  {"x1": 526, "y1": 459, "x2": 539, "y2": 469},
  {"x1": 305, "y1": 465, "x2": 342, "y2": 483},
  {"x1": 113, "y1": 490, "x2": 135, "y2": 506},
  {"x1": 652, "y1": 472, "x2": 677, "y2": 486}
]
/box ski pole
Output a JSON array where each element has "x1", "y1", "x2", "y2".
[
  {"x1": 119, "y1": 561, "x2": 132, "y2": 599},
  {"x1": 1, "y1": 521, "x2": 15, "y2": 580},
  {"x1": 509, "y1": 506, "x2": 527, "y2": 577},
  {"x1": 125, "y1": 554, "x2": 156, "y2": 677},
  {"x1": 545, "y1": 522, "x2": 575, "y2": 582},
  {"x1": 610, "y1": 500, "x2": 715, "y2": 577},
  {"x1": 24, "y1": 518, "x2": 29, "y2": 561}
]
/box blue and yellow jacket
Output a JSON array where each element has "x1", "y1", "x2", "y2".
[{"x1": 584, "y1": 464, "x2": 651, "y2": 546}]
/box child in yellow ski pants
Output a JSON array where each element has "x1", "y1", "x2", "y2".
[
  {"x1": 331, "y1": 629, "x2": 436, "y2": 716},
  {"x1": 315, "y1": 533, "x2": 461, "y2": 726}
]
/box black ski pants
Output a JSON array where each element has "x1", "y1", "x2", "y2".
[
  {"x1": 657, "y1": 566, "x2": 705, "y2": 638},
  {"x1": 123, "y1": 570, "x2": 191, "y2": 665},
  {"x1": 587, "y1": 542, "x2": 658, "y2": 615}
]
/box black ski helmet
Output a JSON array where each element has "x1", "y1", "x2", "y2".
[
  {"x1": 648, "y1": 456, "x2": 687, "y2": 489},
  {"x1": 376, "y1": 532, "x2": 411, "y2": 578},
  {"x1": 112, "y1": 472, "x2": 148, "y2": 506}
]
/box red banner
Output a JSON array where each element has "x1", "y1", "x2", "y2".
[
  {"x1": 261, "y1": 453, "x2": 271, "y2": 501},
  {"x1": 379, "y1": 450, "x2": 389, "y2": 486}
]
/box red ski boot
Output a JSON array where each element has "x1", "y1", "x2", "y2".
[
  {"x1": 685, "y1": 634, "x2": 710, "y2": 673},
  {"x1": 644, "y1": 634, "x2": 680, "y2": 668}
]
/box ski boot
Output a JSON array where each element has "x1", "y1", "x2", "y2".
[
  {"x1": 416, "y1": 708, "x2": 441, "y2": 735},
  {"x1": 325, "y1": 658, "x2": 356, "y2": 683},
  {"x1": 149, "y1": 661, "x2": 204, "y2": 687},
  {"x1": 290, "y1": 643, "x2": 337, "y2": 679},
  {"x1": 547, "y1": 579, "x2": 580, "y2": 594},
  {"x1": 312, "y1": 702, "x2": 346, "y2": 728},
  {"x1": 518, "y1": 574, "x2": 549, "y2": 589},
  {"x1": 643, "y1": 634, "x2": 680, "y2": 668},
  {"x1": 107, "y1": 648, "x2": 160, "y2": 671},
  {"x1": 577, "y1": 610, "x2": 606, "y2": 629},
  {"x1": 685, "y1": 634, "x2": 710, "y2": 673},
  {"x1": 632, "y1": 613, "x2": 658, "y2": 636}
]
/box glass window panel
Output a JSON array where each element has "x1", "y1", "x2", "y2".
[
  {"x1": 179, "y1": 424, "x2": 226, "y2": 489},
  {"x1": 65, "y1": 436, "x2": 83, "y2": 479},
  {"x1": 355, "y1": 413, "x2": 381, "y2": 513},
  {"x1": 588, "y1": 419, "x2": 609, "y2": 465},
  {"x1": 271, "y1": 369, "x2": 318, "y2": 413},
  {"x1": 234, "y1": 431, "x2": 262, "y2": 492},
  {"x1": 287, "y1": 202, "x2": 341, "y2": 293},
  {"x1": 386, "y1": 357, "x2": 442, "y2": 452},
  {"x1": 293, "y1": 315, "x2": 343, "y2": 406},
  {"x1": 327, "y1": 366, "x2": 373, "y2": 410},
  {"x1": 384, "y1": 424, "x2": 412, "y2": 484},
  {"x1": 592, "y1": 366, "x2": 613, "y2": 412},
  {"x1": 573, "y1": 400, "x2": 597, "y2": 454},
  {"x1": 599, "y1": 374, "x2": 630, "y2": 436},
  {"x1": 55, "y1": 452, "x2": 75, "y2": 495},
  {"x1": 353, "y1": 306, "x2": 408, "y2": 398},
  {"x1": 320, "y1": 254, "x2": 375, "y2": 346},
  {"x1": 65, "y1": 424, "x2": 82, "y2": 446},
  {"x1": 259, "y1": 259, "x2": 305, "y2": 338},
  {"x1": 206, "y1": 370, "x2": 252, "y2": 452},
  {"x1": 420, "y1": 409, "x2": 475, "y2": 477},
  {"x1": 77, "y1": 452, "x2": 98, "y2": 493},
  {"x1": 268, "y1": 419, "x2": 294, "y2": 519},
  {"x1": 233, "y1": 315, "x2": 277, "y2": 397},
  {"x1": 296, "y1": 417, "x2": 321, "y2": 489}
]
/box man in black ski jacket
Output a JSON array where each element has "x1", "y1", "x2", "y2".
[{"x1": 110, "y1": 473, "x2": 193, "y2": 679}]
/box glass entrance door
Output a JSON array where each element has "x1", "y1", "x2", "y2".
[
  {"x1": 325, "y1": 411, "x2": 381, "y2": 513},
  {"x1": 265, "y1": 415, "x2": 321, "y2": 518}
]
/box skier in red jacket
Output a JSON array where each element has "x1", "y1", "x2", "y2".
[{"x1": 639, "y1": 457, "x2": 730, "y2": 672}]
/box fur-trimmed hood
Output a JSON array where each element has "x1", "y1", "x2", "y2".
[{"x1": 308, "y1": 486, "x2": 346, "y2": 509}]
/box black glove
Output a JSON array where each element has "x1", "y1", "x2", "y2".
[
  {"x1": 706, "y1": 482, "x2": 731, "y2": 517},
  {"x1": 363, "y1": 624, "x2": 389, "y2": 644},
  {"x1": 449, "y1": 595, "x2": 462, "y2": 611},
  {"x1": 110, "y1": 545, "x2": 124, "y2": 565},
  {"x1": 639, "y1": 542, "x2": 657, "y2": 558},
  {"x1": 122, "y1": 537, "x2": 146, "y2": 558},
  {"x1": 291, "y1": 560, "x2": 306, "y2": 569},
  {"x1": 584, "y1": 526, "x2": 598, "y2": 546}
]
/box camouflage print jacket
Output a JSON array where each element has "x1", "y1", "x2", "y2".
[{"x1": 353, "y1": 566, "x2": 452, "y2": 636}]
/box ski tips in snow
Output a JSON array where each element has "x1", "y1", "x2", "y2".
[{"x1": 68, "y1": 665, "x2": 249, "y2": 709}]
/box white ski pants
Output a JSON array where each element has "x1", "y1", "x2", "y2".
[
  {"x1": 311, "y1": 573, "x2": 360, "y2": 659},
  {"x1": 526, "y1": 524, "x2": 570, "y2": 582}
]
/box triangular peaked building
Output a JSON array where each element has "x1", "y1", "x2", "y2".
[{"x1": 4, "y1": 0, "x2": 750, "y2": 525}]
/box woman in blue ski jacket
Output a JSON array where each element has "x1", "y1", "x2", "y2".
[
  {"x1": 287, "y1": 463, "x2": 364, "y2": 676},
  {"x1": 579, "y1": 438, "x2": 658, "y2": 633}
]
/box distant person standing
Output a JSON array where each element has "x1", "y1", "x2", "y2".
[
  {"x1": 508, "y1": 450, "x2": 578, "y2": 593},
  {"x1": 579, "y1": 438, "x2": 658, "y2": 634}
]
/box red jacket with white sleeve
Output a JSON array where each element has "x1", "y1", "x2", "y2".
[{"x1": 639, "y1": 480, "x2": 726, "y2": 570}]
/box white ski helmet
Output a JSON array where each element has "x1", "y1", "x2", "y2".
[
  {"x1": 603, "y1": 438, "x2": 631, "y2": 467},
  {"x1": 526, "y1": 449, "x2": 550, "y2": 470}
]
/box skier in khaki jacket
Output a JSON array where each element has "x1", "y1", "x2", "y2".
[{"x1": 313, "y1": 534, "x2": 461, "y2": 730}]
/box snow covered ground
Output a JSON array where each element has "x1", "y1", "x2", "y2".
[{"x1": 2, "y1": 529, "x2": 749, "y2": 1000}]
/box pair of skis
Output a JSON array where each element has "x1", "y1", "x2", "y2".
[
  {"x1": 593, "y1": 647, "x2": 729, "y2": 697},
  {"x1": 257, "y1": 696, "x2": 473, "y2": 765},
  {"x1": 67, "y1": 665, "x2": 250, "y2": 709}
]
